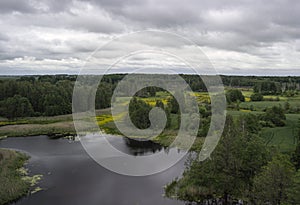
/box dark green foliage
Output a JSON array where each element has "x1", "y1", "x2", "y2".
[
  {"x1": 262, "y1": 105, "x2": 286, "y2": 127},
  {"x1": 284, "y1": 101, "x2": 290, "y2": 112},
  {"x1": 167, "y1": 90, "x2": 185, "y2": 114},
  {"x1": 95, "y1": 82, "x2": 114, "y2": 109},
  {"x1": 287, "y1": 170, "x2": 300, "y2": 204},
  {"x1": 198, "y1": 104, "x2": 211, "y2": 135},
  {"x1": 135, "y1": 87, "x2": 161, "y2": 98},
  {"x1": 129, "y1": 97, "x2": 152, "y2": 129},
  {"x1": 1, "y1": 95, "x2": 34, "y2": 119},
  {"x1": 155, "y1": 100, "x2": 164, "y2": 109},
  {"x1": 238, "y1": 113, "x2": 262, "y2": 134},
  {"x1": 197, "y1": 114, "x2": 211, "y2": 137},
  {"x1": 182, "y1": 75, "x2": 207, "y2": 92},
  {"x1": 254, "y1": 81, "x2": 282, "y2": 95},
  {"x1": 226, "y1": 89, "x2": 245, "y2": 103},
  {"x1": 252, "y1": 154, "x2": 295, "y2": 205},
  {"x1": 165, "y1": 115, "x2": 269, "y2": 203},
  {"x1": 250, "y1": 93, "x2": 264, "y2": 101},
  {"x1": 292, "y1": 142, "x2": 300, "y2": 170},
  {"x1": 0, "y1": 76, "x2": 116, "y2": 118},
  {"x1": 284, "y1": 90, "x2": 298, "y2": 97},
  {"x1": 154, "y1": 99, "x2": 174, "y2": 129},
  {"x1": 208, "y1": 75, "x2": 300, "y2": 91},
  {"x1": 168, "y1": 96, "x2": 179, "y2": 114},
  {"x1": 0, "y1": 78, "x2": 74, "y2": 118}
]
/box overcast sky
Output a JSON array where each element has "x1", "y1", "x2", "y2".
[{"x1": 0, "y1": 0, "x2": 300, "y2": 75}]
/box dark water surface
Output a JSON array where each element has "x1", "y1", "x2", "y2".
[{"x1": 0, "y1": 136, "x2": 185, "y2": 205}]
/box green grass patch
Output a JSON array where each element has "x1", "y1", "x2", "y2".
[
  {"x1": 0, "y1": 122, "x2": 76, "y2": 137},
  {"x1": 240, "y1": 101, "x2": 282, "y2": 111},
  {"x1": 0, "y1": 149, "x2": 30, "y2": 205},
  {"x1": 226, "y1": 110, "x2": 264, "y2": 118},
  {"x1": 0, "y1": 114, "x2": 74, "y2": 127},
  {"x1": 260, "y1": 114, "x2": 300, "y2": 153}
]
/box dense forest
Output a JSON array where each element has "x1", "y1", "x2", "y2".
[
  {"x1": 0, "y1": 74, "x2": 299, "y2": 119},
  {"x1": 165, "y1": 114, "x2": 300, "y2": 204}
]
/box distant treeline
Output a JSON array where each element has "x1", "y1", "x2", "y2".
[{"x1": 0, "y1": 74, "x2": 300, "y2": 119}]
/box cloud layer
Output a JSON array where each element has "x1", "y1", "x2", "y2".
[{"x1": 0, "y1": 0, "x2": 300, "y2": 75}]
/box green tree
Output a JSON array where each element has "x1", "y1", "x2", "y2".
[
  {"x1": 3, "y1": 95, "x2": 34, "y2": 119},
  {"x1": 165, "y1": 115, "x2": 269, "y2": 204},
  {"x1": 254, "y1": 81, "x2": 281, "y2": 95},
  {"x1": 169, "y1": 90, "x2": 185, "y2": 113},
  {"x1": 262, "y1": 105, "x2": 286, "y2": 127},
  {"x1": 154, "y1": 99, "x2": 172, "y2": 129},
  {"x1": 250, "y1": 93, "x2": 264, "y2": 101},
  {"x1": 155, "y1": 100, "x2": 164, "y2": 109},
  {"x1": 95, "y1": 82, "x2": 113, "y2": 109},
  {"x1": 226, "y1": 89, "x2": 245, "y2": 103},
  {"x1": 129, "y1": 98, "x2": 152, "y2": 129},
  {"x1": 238, "y1": 114, "x2": 262, "y2": 134},
  {"x1": 292, "y1": 142, "x2": 300, "y2": 170},
  {"x1": 287, "y1": 170, "x2": 300, "y2": 204},
  {"x1": 253, "y1": 154, "x2": 295, "y2": 205},
  {"x1": 284, "y1": 101, "x2": 290, "y2": 112}
]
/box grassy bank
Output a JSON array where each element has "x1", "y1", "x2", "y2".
[
  {"x1": 0, "y1": 109, "x2": 113, "y2": 138},
  {"x1": 0, "y1": 122, "x2": 76, "y2": 138},
  {"x1": 0, "y1": 149, "x2": 32, "y2": 205},
  {"x1": 0, "y1": 112, "x2": 76, "y2": 138}
]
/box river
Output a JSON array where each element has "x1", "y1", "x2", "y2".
[{"x1": 0, "y1": 135, "x2": 186, "y2": 205}]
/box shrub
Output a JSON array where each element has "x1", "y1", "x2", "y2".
[{"x1": 250, "y1": 93, "x2": 264, "y2": 101}]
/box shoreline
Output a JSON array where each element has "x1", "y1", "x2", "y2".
[{"x1": 0, "y1": 149, "x2": 42, "y2": 205}]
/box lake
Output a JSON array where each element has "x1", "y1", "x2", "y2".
[{"x1": 0, "y1": 135, "x2": 186, "y2": 205}]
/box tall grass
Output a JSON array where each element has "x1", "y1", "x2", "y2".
[{"x1": 0, "y1": 149, "x2": 30, "y2": 205}]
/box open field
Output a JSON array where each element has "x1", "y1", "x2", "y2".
[
  {"x1": 260, "y1": 114, "x2": 300, "y2": 153},
  {"x1": 240, "y1": 101, "x2": 300, "y2": 111},
  {"x1": 227, "y1": 109, "x2": 298, "y2": 153}
]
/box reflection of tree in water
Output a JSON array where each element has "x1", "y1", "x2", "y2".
[{"x1": 123, "y1": 137, "x2": 164, "y2": 156}]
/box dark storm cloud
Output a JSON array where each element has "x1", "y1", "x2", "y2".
[
  {"x1": 0, "y1": 0, "x2": 73, "y2": 14},
  {"x1": 0, "y1": 0, "x2": 300, "y2": 74},
  {"x1": 73, "y1": 0, "x2": 300, "y2": 53},
  {"x1": 0, "y1": 0, "x2": 36, "y2": 13}
]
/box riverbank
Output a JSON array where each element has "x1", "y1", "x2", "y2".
[
  {"x1": 0, "y1": 149, "x2": 42, "y2": 205},
  {"x1": 0, "y1": 114, "x2": 76, "y2": 138},
  {"x1": 0, "y1": 108, "x2": 203, "y2": 151},
  {"x1": 0, "y1": 109, "x2": 111, "y2": 138}
]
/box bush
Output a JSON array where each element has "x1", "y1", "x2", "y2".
[
  {"x1": 261, "y1": 105, "x2": 286, "y2": 127},
  {"x1": 250, "y1": 93, "x2": 264, "y2": 101},
  {"x1": 129, "y1": 97, "x2": 152, "y2": 129},
  {"x1": 226, "y1": 89, "x2": 245, "y2": 103}
]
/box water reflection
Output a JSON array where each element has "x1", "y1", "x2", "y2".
[{"x1": 122, "y1": 137, "x2": 164, "y2": 156}]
